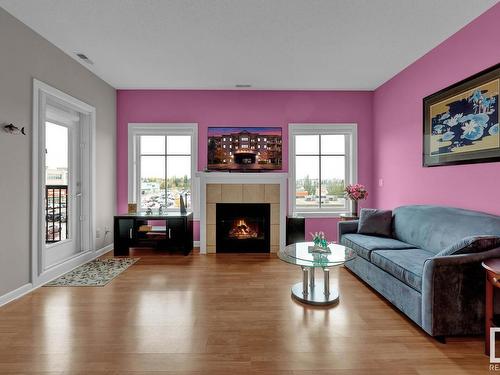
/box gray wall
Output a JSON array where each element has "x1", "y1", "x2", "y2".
[{"x1": 0, "y1": 7, "x2": 116, "y2": 297}]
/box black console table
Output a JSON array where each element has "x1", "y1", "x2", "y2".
[{"x1": 114, "y1": 212, "x2": 193, "y2": 256}]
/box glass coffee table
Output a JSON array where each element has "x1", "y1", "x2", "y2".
[{"x1": 278, "y1": 242, "x2": 356, "y2": 306}]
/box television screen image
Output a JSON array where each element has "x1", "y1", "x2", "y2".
[{"x1": 208, "y1": 127, "x2": 282, "y2": 170}]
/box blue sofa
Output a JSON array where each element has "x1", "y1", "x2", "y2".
[{"x1": 338, "y1": 205, "x2": 500, "y2": 338}]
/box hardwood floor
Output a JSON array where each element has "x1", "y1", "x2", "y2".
[{"x1": 0, "y1": 250, "x2": 491, "y2": 374}]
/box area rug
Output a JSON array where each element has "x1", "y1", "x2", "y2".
[{"x1": 44, "y1": 258, "x2": 139, "y2": 287}]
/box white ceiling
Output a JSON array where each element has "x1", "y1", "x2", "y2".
[{"x1": 0, "y1": 0, "x2": 497, "y2": 90}]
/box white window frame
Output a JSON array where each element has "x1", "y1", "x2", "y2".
[
  {"x1": 128, "y1": 123, "x2": 199, "y2": 218},
  {"x1": 288, "y1": 123, "x2": 357, "y2": 218}
]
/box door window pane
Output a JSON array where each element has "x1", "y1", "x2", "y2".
[
  {"x1": 167, "y1": 156, "x2": 191, "y2": 208},
  {"x1": 140, "y1": 156, "x2": 165, "y2": 209},
  {"x1": 295, "y1": 135, "x2": 319, "y2": 155},
  {"x1": 141, "y1": 136, "x2": 165, "y2": 155},
  {"x1": 45, "y1": 123, "x2": 68, "y2": 184},
  {"x1": 167, "y1": 135, "x2": 191, "y2": 154},
  {"x1": 295, "y1": 155, "x2": 319, "y2": 209},
  {"x1": 321, "y1": 135, "x2": 345, "y2": 154},
  {"x1": 45, "y1": 122, "x2": 69, "y2": 243},
  {"x1": 321, "y1": 156, "x2": 346, "y2": 208}
]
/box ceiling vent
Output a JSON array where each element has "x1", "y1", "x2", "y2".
[
  {"x1": 235, "y1": 84, "x2": 252, "y2": 88},
  {"x1": 75, "y1": 53, "x2": 94, "y2": 65}
]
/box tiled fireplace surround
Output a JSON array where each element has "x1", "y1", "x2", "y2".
[{"x1": 198, "y1": 173, "x2": 287, "y2": 254}]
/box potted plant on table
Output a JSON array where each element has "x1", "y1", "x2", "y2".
[{"x1": 344, "y1": 184, "x2": 368, "y2": 217}]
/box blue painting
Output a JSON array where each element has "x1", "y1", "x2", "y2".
[{"x1": 430, "y1": 79, "x2": 499, "y2": 156}]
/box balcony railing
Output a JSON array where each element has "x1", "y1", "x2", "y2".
[{"x1": 46, "y1": 185, "x2": 68, "y2": 243}]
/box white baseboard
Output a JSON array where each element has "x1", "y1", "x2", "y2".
[
  {"x1": 95, "y1": 242, "x2": 114, "y2": 256},
  {"x1": 0, "y1": 243, "x2": 114, "y2": 308},
  {"x1": 37, "y1": 242, "x2": 114, "y2": 286},
  {"x1": 0, "y1": 283, "x2": 33, "y2": 308},
  {"x1": 194, "y1": 241, "x2": 200, "y2": 248}
]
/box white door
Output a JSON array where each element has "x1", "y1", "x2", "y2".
[{"x1": 44, "y1": 104, "x2": 82, "y2": 267}]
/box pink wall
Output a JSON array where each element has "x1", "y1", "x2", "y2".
[
  {"x1": 117, "y1": 90, "x2": 374, "y2": 241},
  {"x1": 373, "y1": 3, "x2": 500, "y2": 215}
]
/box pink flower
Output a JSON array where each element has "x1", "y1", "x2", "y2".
[{"x1": 344, "y1": 183, "x2": 368, "y2": 201}]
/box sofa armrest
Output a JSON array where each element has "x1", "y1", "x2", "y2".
[
  {"x1": 337, "y1": 220, "x2": 359, "y2": 242},
  {"x1": 430, "y1": 247, "x2": 500, "y2": 266},
  {"x1": 421, "y1": 247, "x2": 500, "y2": 336}
]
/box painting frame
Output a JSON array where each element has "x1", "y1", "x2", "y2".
[
  {"x1": 423, "y1": 63, "x2": 500, "y2": 167},
  {"x1": 207, "y1": 126, "x2": 282, "y2": 171}
]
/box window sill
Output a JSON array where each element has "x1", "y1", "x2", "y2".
[
  {"x1": 135, "y1": 209, "x2": 199, "y2": 219},
  {"x1": 292, "y1": 211, "x2": 348, "y2": 219}
]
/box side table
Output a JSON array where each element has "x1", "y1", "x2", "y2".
[{"x1": 482, "y1": 258, "x2": 500, "y2": 356}]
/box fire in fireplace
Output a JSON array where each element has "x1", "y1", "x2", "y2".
[
  {"x1": 229, "y1": 219, "x2": 260, "y2": 239},
  {"x1": 216, "y1": 203, "x2": 270, "y2": 253}
]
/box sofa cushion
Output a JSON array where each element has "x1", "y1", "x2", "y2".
[
  {"x1": 371, "y1": 249, "x2": 435, "y2": 292},
  {"x1": 357, "y1": 208, "x2": 393, "y2": 237},
  {"x1": 393, "y1": 205, "x2": 500, "y2": 254},
  {"x1": 436, "y1": 235, "x2": 500, "y2": 257},
  {"x1": 341, "y1": 233, "x2": 415, "y2": 261}
]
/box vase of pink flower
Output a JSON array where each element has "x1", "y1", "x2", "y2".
[{"x1": 344, "y1": 184, "x2": 368, "y2": 216}]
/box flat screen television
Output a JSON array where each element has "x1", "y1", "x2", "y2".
[{"x1": 207, "y1": 127, "x2": 282, "y2": 171}]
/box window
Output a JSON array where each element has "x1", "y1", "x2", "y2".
[
  {"x1": 289, "y1": 124, "x2": 357, "y2": 216},
  {"x1": 128, "y1": 124, "x2": 198, "y2": 215}
]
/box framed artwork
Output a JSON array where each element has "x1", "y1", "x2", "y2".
[
  {"x1": 127, "y1": 203, "x2": 137, "y2": 214},
  {"x1": 207, "y1": 127, "x2": 282, "y2": 171},
  {"x1": 423, "y1": 63, "x2": 499, "y2": 167}
]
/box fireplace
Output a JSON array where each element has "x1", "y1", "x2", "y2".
[{"x1": 216, "y1": 203, "x2": 270, "y2": 253}]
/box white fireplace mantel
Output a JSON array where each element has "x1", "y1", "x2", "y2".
[{"x1": 197, "y1": 172, "x2": 288, "y2": 254}]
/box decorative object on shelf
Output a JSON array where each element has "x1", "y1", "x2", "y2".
[
  {"x1": 423, "y1": 63, "x2": 499, "y2": 167},
  {"x1": 308, "y1": 231, "x2": 331, "y2": 254},
  {"x1": 146, "y1": 207, "x2": 153, "y2": 215},
  {"x1": 344, "y1": 183, "x2": 368, "y2": 217},
  {"x1": 158, "y1": 204, "x2": 163, "y2": 215},
  {"x1": 179, "y1": 194, "x2": 187, "y2": 214},
  {"x1": 127, "y1": 203, "x2": 137, "y2": 214},
  {"x1": 3, "y1": 123, "x2": 26, "y2": 135}
]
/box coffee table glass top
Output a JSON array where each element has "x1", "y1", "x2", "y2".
[{"x1": 279, "y1": 242, "x2": 355, "y2": 267}]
